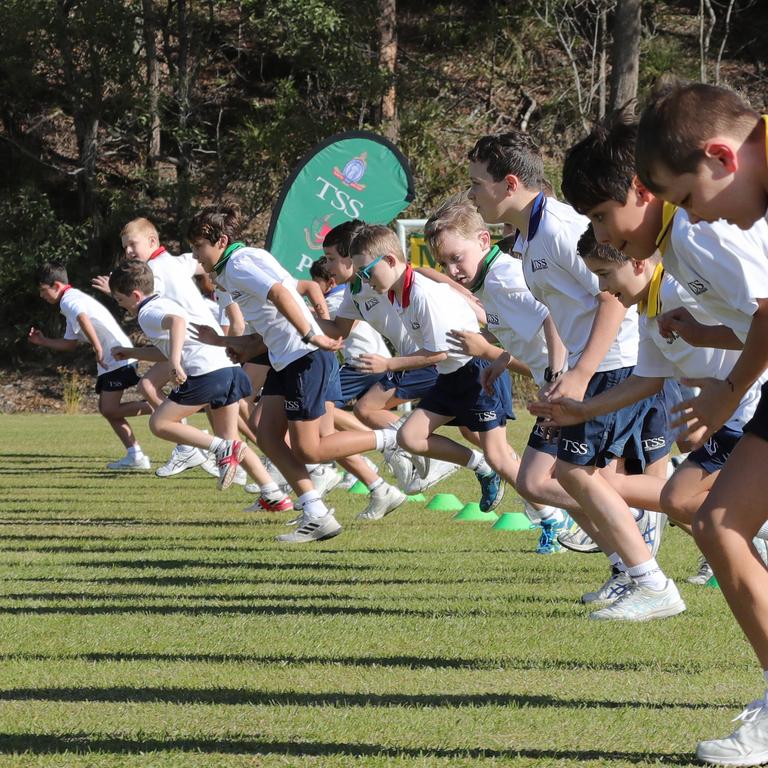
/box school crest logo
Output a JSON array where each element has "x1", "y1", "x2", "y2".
[
  {"x1": 411, "y1": 321, "x2": 421, "y2": 330},
  {"x1": 304, "y1": 213, "x2": 334, "y2": 251},
  {"x1": 364, "y1": 298, "x2": 380, "y2": 311},
  {"x1": 333, "y1": 152, "x2": 368, "y2": 191},
  {"x1": 687, "y1": 279, "x2": 708, "y2": 296},
  {"x1": 531, "y1": 258, "x2": 548, "y2": 272},
  {"x1": 486, "y1": 312, "x2": 500, "y2": 325}
]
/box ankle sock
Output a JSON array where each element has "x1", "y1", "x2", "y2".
[
  {"x1": 260, "y1": 481, "x2": 282, "y2": 501},
  {"x1": 608, "y1": 552, "x2": 626, "y2": 573},
  {"x1": 127, "y1": 445, "x2": 143, "y2": 458},
  {"x1": 367, "y1": 477, "x2": 384, "y2": 493},
  {"x1": 298, "y1": 490, "x2": 327, "y2": 520},
  {"x1": 209, "y1": 437, "x2": 225, "y2": 454},
  {"x1": 627, "y1": 557, "x2": 667, "y2": 590},
  {"x1": 374, "y1": 427, "x2": 398, "y2": 452}
]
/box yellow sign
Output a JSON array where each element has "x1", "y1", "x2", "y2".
[{"x1": 409, "y1": 235, "x2": 433, "y2": 267}]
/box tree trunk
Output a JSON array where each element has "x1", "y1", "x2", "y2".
[
  {"x1": 609, "y1": 0, "x2": 641, "y2": 111},
  {"x1": 141, "y1": 0, "x2": 161, "y2": 169},
  {"x1": 175, "y1": 0, "x2": 192, "y2": 247},
  {"x1": 377, "y1": 0, "x2": 398, "y2": 142}
]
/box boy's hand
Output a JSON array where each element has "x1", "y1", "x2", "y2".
[
  {"x1": 226, "y1": 346, "x2": 246, "y2": 364},
  {"x1": 111, "y1": 346, "x2": 130, "y2": 360},
  {"x1": 93, "y1": 346, "x2": 106, "y2": 369},
  {"x1": 671, "y1": 377, "x2": 739, "y2": 449},
  {"x1": 91, "y1": 275, "x2": 111, "y2": 295},
  {"x1": 541, "y1": 368, "x2": 589, "y2": 402},
  {"x1": 190, "y1": 323, "x2": 222, "y2": 346},
  {"x1": 170, "y1": 362, "x2": 187, "y2": 386},
  {"x1": 529, "y1": 397, "x2": 587, "y2": 427},
  {"x1": 657, "y1": 307, "x2": 697, "y2": 344},
  {"x1": 28, "y1": 327, "x2": 45, "y2": 345},
  {"x1": 355, "y1": 353, "x2": 390, "y2": 374},
  {"x1": 446, "y1": 329, "x2": 491, "y2": 357},
  {"x1": 308, "y1": 334, "x2": 343, "y2": 352},
  {"x1": 480, "y1": 356, "x2": 506, "y2": 395}
]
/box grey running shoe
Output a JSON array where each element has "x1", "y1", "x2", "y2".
[
  {"x1": 276, "y1": 512, "x2": 342, "y2": 543},
  {"x1": 356, "y1": 484, "x2": 406, "y2": 520}
]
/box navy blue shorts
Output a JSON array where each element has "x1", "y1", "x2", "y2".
[
  {"x1": 95, "y1": 364, "x2": 140, "y2": 394},
  {"x1": 744, "y1": 380, "x2": 768, "y2": 443},
  {"x1": 168, "y1": 366, "x2": 252, "y2": 409},
  {"x1": 418, "y1": 358, "x2": 508, "y2": 433},
  {"x1": 557, "y1": 366, "x2": 653, "y2": 467},
  {"x1": 623, "y1": 379, "x2": 678, "y2": 473},
  {"x1": 262, "y1": 349, "x2": 337, "y2": 421},
  {"x1": 333, "y1": 364, "x2": 383, "y2": 407},
  {"x1": 380, "y1": 366, "x2": 439, "y2": 401},
  {"x1": 248, "y1": 353, "x2": 271, "y2": 366},
  {"x1": 689, "y1": 424, "x2": 742, "y2": 474},
  {"x1": 527, "y1": 417, "x2": 560, "y2": 456}
]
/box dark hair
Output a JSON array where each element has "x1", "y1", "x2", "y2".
[
  {"x1": 562, "y1": 109, "x2": 638, "y2": 213},
  {"x1": 577, "y1": 224, "x2": 628, "y2": 264},
  {"x1": 309, "y1": 257, "x2": 333, "y2": 282},
  {"x1": 109, "y1": 259, "x2": 155, "y2": 296},
  {"x1": 36, "y1": 262, "x2": 68, "y2": 286},
  {"x1": 188, "y1": 202, "x2": 243, "y2": 245},
  {"x1": 322, "y1": 219, "x2": 365, "y2": 258},
  {"x1": 637, "y1": 76, "x2": 760, "y2": 192},
  {"x1": 468, "y1": 131, "x2": 544, "y2": 189}
]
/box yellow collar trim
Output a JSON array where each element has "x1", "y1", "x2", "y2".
[
  {"x1": 655, "y1": 201, "x2": 677, "y2": 257},
  {"x1": 639, "y1": 262, "x2": 665, "y2": 318}
]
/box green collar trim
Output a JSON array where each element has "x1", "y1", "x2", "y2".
[{"x1": 212, "y1": 241, "x2": 245, "y2": 275}]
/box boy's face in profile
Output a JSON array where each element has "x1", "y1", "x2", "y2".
[
  {"x1": 112, "y1": 289, "x2": 142, "y2": 315},
  {"x1": 583, "y1": 256, "x2": 649, "y2": 309},
  {"x1": 468, "y1": 161, "x2": 508, "y2": 223},
  {"x1": 322, "y1": 244, "x2": 354, "y2": 284},
  {"x1": 433, "y1": 229, "x2": 490, "y2": 286},
  {"x1": 352, "y1": 253, "x2": 397, "y2": 294},
  {"x1": 190, "y1": 237, "x2": 224, "y2": 272},
  {"x1": 38, "y1": 282, "x2": 61, "y2": 304},
  {"x1": 121, "y1": 229, "x2": 157, "y2": 261}
]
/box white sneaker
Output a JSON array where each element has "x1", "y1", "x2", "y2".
[
  {"x1": 275, "y1": 512, "x2": 342, "y2": 543},
  {"x1": 199, "y1": 451, "x2": 220, "y2": 478},
  {"x1": 581, "y1": 570, "x2": 633, "y2": 604},
  {"x1": 310, "y1": 464, "x2": 342, "y2": 497},
  {"x1": 589, "y1": 578, "x2": 686, "y2": 621},
  {"x1": 338, "y1": 472, "x2": 357, "y2": 491},
  {"x1": 697, "y1": 700, "x2": 768, "y2": 766},
  {"x1": 384, "y1": 446, "x2": 417, "y2": 490},
  {"x1": 107, "y1": 454, "x2": 150, "y2": 470},
  {"x1": 214, "y1": 439, "x2": 246, "y2": 491},
  {"x1": 687, "y1": 555, "x2": 714, "y2": 586},
  {"x1": 557, "y1": 519, "x2": 601, "y2": 554},
  {"x1": 244, "y1": 482, "x2": 260, "y2": 494},
  {"x1": 155, "y1": 446, "x2": 206, "y2": 477},
  {"x1": 233, "y1": 465, "x2": 247, "y2": 486},
  {"x1": 404, "y1": 458, "x2": 458, "y2": 494},
  {"x1": 357, "y1": 484, "x2": 407, "y2": 520},
  {"x1": 634, "y1": 508, "x2": 667, "y2": 558},
  {"x1": 261, "y1": 455, "x2": 290, "y2": 492},
  {"x1": 754, "y1": 537, "x2": 768, "y2": 567}
]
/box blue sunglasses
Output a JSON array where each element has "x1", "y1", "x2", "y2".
[{"x1": 358, "y1": 254, "x2": 386, "y2": 282}]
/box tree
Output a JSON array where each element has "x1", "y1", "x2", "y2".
[
  {"x1": 377, "y1": 0, "x2": 398, "y2": 141},
  {"x1": 609, "y1": 0, "x2": 641, "y2": 110}
]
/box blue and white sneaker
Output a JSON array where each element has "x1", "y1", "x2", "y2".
[
  {"x1": 536, "y1": 511, "x2": 571, "y2": 554},
  {"x1": 589, "y1": 578, "x2": 686, "y2": 621},
  {"x1": 633, "y1": 508, "x2": 667, "y2": 558},
  {"x1": 581, "y1": 569, "x2": 633, "y2": 605},
  {"x1": 477, "y1": 470, "x2": 504, "y2": 512}
]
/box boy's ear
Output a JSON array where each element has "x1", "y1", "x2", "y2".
[
  {"x1": 478, "y1": 229, "x2": 492, "y2": 249},
  {"x1": 632, "y1": 176, "x2": 655, "y2": 203},
  {"x1": 703, "y1": 139, "x2": 739, "y2": 173},
  {"x1": 216, "y1": 234, "x2": 229, "y2": 249},
  {"x1": 503, "y1": 174, "x2": 520, "y2": 194}
]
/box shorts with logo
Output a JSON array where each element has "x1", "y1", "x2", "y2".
[
  {"x1": 557, "y1": 366, "x2": 653, "y2": 467},
  {"x1": 622, "y1": 378, "x2": 678, "y2": 473},
  {"x1": 527, "y1": 417, "x2": 560, "y2": 456},
  {"x1": 744, "y1": 380, "x2": 768, "y2": 443},
  {"x1": 333, "y1": 364, "x2": 385, "y2": 407},
  {"x1": 95, "y1": 363, "x2": 140, "y2": 394},
  {"x1": 418, "y1": 357, "x2": 509, "y2": 433},
  {"x1": 688, "y1": 424, "x2": 742, "y2": 474},
  {"x1": 379, "y1": 366, "x2": 439, "y2": 401},
  {"x1": 168, "y1": 365, "x2": 252, "y2": 409},
  {"x1": 261, "y1": 349, "x2": 337, "y2": 421}
]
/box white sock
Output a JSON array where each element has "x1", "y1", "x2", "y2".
[
  {"x1": 209, "y1": 437, "x2": 225, "y2": 453},
  {"x1": 367, "y1": 477, "x2": 384, "y2": 493},
  {"x1": 523, "y1": 500, "x2": 544, "y2": 523},
  {"x1": 630, "y1": 507, "x2": 645, "y2": 522},
  {"x1": 374, "y1": 427, "x2": 398, "y2": 452},
  {"x1": 305, "y1": 463, "x2": 319, "y2": 472},
  {"x1": 608, "y1": 552, "x2": 626, "y2": 573},
  {"x1": 177, "y1": 443, "x2": 195, "y2": 454},
  {"x1": 298, "y1": 490, "x2": 328, "y2": 520},
  {"x1": 627, "y1": 558, "x2": 667, "y2": 590},
  {"x1": 465, "y1": 450, "x2": 492, "y2": 476},
  {"x1": 539, "y1": 506, "x2": 564, "y2": 523},
  {"x1": 757, "y1": 520, "x2": 768, "y2": 541},
  {"x1": 127, "y1": 445, "x2": 142, "y2": 458},
  {"x1": 260, "y1": 481, "x2": 281, "y2": 501}
]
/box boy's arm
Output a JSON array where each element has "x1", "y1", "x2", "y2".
[
  {"x1": 545, "y1": 292, "x2": 626, "y2": 401},
  {"x1": 28, "y1": 327, "x2": 79, "y2": 353},
  {"x1": 161, "y1": 313, "x2": 187, "y2": 385},
  {"x1": 543, "y1": 314, "x2": 568, "y2": 374},
  {"x1": 267, "y1": 282, "x2": 341, "y2": 350},
  {"x1": 657, "y1": 307, "x2": 742, "y2": 350},
  {"x1": 445, "y1": 329, "x2": 506, "y2": 362},
  {"x1": 530, "y1": 375, "x2": 663, "y2": 426},
  {"x1": 317, "y1": 316, "x2": 356, "y2": 340},
  {"x1": 355, "y1": 349, "x2": 447, "y2": 374},
  {"x1": 76, "y1": 313, "x2": 106, "y2": 368},
  {"x1": 112, "y1": 345, "x2": 166, "y2": 362},
  {"x1": 224, "y1": 302, "x2": 245, "y2": 337},
  {"x1": 673, "y1": 297, "x2": 768, "y2": 446},
  {"x1": 91, "y1": 275, "x2": 112, "y2": 296},
  {"x1": 296, "y1": 279, "x2": 330, "y2": 320}
]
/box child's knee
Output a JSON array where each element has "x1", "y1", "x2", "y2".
[
  {"x1": 396, "y1": 427, "x2": 420, "y2": 454},
  {"x1": 99, "y1": 400, "x2": 119, "y2": 420},
  {"x1": 148, "y1": 411, "x2": 166, "y2": 438},
  {"x1": 691, "y1": 505, "x2": 719, "y2": 549},
  {"x1": 293, "y1": 444, "x2": 319, "y2": 464},
  {"x1": 660, "y1": 482, "x2": 688, "y2": 525}
]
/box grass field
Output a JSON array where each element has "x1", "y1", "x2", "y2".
[{"x1": 0, "y1": 412, "x2": 760, "y2": 767}]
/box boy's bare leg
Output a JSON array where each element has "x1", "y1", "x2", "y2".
[
  {"x1": 478, "y1": 427, "x2": 520, "y2": 486},
  {"x1": 397, "y1": 409, "x2": 474, "y2": 464},
  {"x1": 138, "y1": 361, "x2": 170, "y2": 409},
  {"x1": 354, "y1": 383, "x2": 403, "y2": 428},
  {"x1": 334, "y1": 408, "x2": 371, "y2": 433},
  {"x1": 603, "y1": 457, "x2": 668, "y2": 512},
  {"x1": 660, "y1": 459, "x2": 715, "y2": 532},
  {"x1": 288, "y1": 415, "x2": 380, "y2": 465},
  {"x1": 459, "y1": 426, "x2": 482, "y2": 448},
  {"x1": 98, "y1": 390, "x2": 151, "y2": 449},
  {"x1": 693, "y1": 434, "x2": 768, "y2": 669}
]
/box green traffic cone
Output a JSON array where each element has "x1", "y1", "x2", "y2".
[
  {"x1": 348, "y1": 480, "x2": 370, "y2": 495},
  {"x1": 406, "y1": 493, "x2": 426, "y2": 502},
  {"x1": 492, "y1": 512, "x2": 531, "y2": 531},
  {"x1": 453, "y1": 502, "x2": 499, "y2": 522},
  {"x1": 705, "y1": 574, "x2": 720, "y2": 589},
  {"x1": 426, "y1": 493, "x2": 463, "y2": 511}
]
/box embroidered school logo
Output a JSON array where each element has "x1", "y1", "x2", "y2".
[
  {"x1": 303, "y1": 213, "x2": 334, "y2": 251},
  {"x1": 531, "y1": 258, "x2": 548, "y2": 272},
  {"x1": 560, "y1": 438, "x2": 588, "y2": 456},
  {"x1": 642, "y1": 436, "x2": 667, "y2": 452},
  {"x1": 476, "y1": 410, "x2": 497, "y2": 423},
  {"x1": 364, "y1": 298, "x2": 380, "y2": 311},
  {"x1": 333, "y1": 152, "x2": 368, "y2": 191},
  {"x1": 230, "y1": 290, "x2": 242, "y2": 300},
  {"x1": 687, "y1": 279, "x2": 708, "y2": 295},
  {"x1": 703, "y1": 436, "x2": 719, "y2": 456},
  {"x1": 486, "y1": 312, "x2": 500, "y2": 325},
  {"x1": 284, "y1": 400, "x2": 302, "y2": 411},
  {"x1": 411, "y1": 321, "x2": 420, "y2": 330}
]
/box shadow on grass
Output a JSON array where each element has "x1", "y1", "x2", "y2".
[
  {"x1": 0, "y1": 651, "x2": 709, "y2": 674},
  {"x1": 0, "y1": 686, "x2": 726, "y2": 712}
]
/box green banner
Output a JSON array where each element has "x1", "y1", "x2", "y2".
[{"x1": 265, "y1": 130, "x2": 415, "y2": 276}]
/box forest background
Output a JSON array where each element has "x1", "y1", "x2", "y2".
[{"x1": 1, "y1": 0, "x2": 765, "y2": 367}]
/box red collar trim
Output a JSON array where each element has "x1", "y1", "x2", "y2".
[
  {"x1": 59, "y1": 284, "x2": 73, "y2": 299},
  {"x1": 387, "y1": 265, "x2": 415, "y2": 308},
  {"x1": 148, "y1": 245, "x2": 167, "y2": 261}
]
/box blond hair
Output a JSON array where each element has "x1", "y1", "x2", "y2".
[
  {"x1": 349, "y1": 224, "x2": 404, "y2": 263},
  {"x1": 121, "y1": 217, "x2": 159, "y2": 240},
  {"x1": 425, "y1": 192, "x2": 486, "y2": 257}
]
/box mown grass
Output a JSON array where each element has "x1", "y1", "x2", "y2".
[{"x1": 0, "y1": 413, "x2": 759, "y2": 767}]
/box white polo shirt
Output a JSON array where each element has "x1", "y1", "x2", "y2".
[
  {"x1": 388, "y1": 269, "x2": 477, "y2": 374},
  {"x1": 337, "y1": 280, "x2": 419, "y2": 357},
  {"x1": 635, "y1": 270, "x2": 762, "y2": 429},
  {"x1": 214, "y1": 246, "x2": 321, "y2": 371},
  {"x1": 324, "y1": 285, "x2": 391, "y2": 365},
  {"x1": 137, "y1": 295, "x2": 234, "y2": 377},
  {"x1": 60, "y1": 287, "x2": 136, "y2": 375},
  {"x1": 474, "y1": 247, "x2": 550, "y2": 386},
  {"x1": 518, "y1": 195, "x2": 639, "y2": 371},
  {"x1": 148, "y1": 250, "x2": 215, "y2": 329}
]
